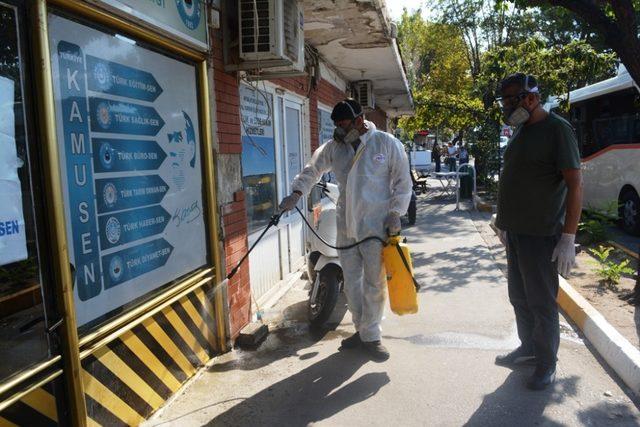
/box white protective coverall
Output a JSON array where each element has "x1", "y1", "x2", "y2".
[{"x1": 291, "y1": 121, "x2": 412, "y2": 341}]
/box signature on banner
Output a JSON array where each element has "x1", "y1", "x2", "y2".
[{"x1": 172, "y1": 200, "x2": 201, "y2": 227}]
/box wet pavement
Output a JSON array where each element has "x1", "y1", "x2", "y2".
[{"x1": 144, "y1": 191, "x2": 640, "y2": 426}]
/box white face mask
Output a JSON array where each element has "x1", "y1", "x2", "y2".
[
  {"x1": 503, "y1": 106, "x2": 530, "y2": 127},
  {"x1": 333, "y1": 125, "x2": 360, "y2": 144}
]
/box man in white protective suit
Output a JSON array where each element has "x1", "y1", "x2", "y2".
[{"x1": 279, "y1": 99, "x2": 412, "y2": 361}]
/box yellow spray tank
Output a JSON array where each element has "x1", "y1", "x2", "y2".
[{"x1": 383, "y1": 235, "x2": 419, "y2": 315}]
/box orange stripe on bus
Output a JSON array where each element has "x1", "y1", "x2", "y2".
[{"x1": 581, "y1": 143, "x2": 640, "y2": 162}]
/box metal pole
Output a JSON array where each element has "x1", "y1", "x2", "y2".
[
  {"x1": 31, "y1": 1, "x2": 87, "y2": 425},
  {"x1": 198, "y1": 60, "x2": 229, "y2": 353}
]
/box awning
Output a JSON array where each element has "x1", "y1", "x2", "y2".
[{"x1": 303, "y1": 0, "x2": 414, "y2": 117}]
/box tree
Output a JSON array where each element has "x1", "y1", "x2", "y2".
[
  {"x1": 429, "y1": 0, "x2": 539, "y2": 79},
  {"x1": 476, "y1": 38, "x2": 616, "y2": 109},
  {"x1": 396, "y1": 9, "x2": 482, "y2": 139},
  {"x1": 511, "y1": 1, "x2": 640, "y2": 86}
]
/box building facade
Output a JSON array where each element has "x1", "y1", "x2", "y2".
[{"x1": 0, "y1": 0, "x2": 412, "y2": 425}]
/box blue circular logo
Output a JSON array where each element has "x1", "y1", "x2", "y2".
[
  {"x1": 105, "y1": 217, "x2": 121, "y2": 245},
  {"x1": 96, "y1": 102, "x2": 112, "y2": 130},
  {"x1": 176, "y1": 0, "x2": 201, "y2": 31},
  {"x1": 108, "y1": 256, "x2": 124, "y2": 282},
  {"x1": 99, "y1": 142, "x2": 115, "y2": 170},
  {"x1": 93, "y1": 62, "x2": 112, "y2": 92},
  {"x1": 103, "y1": 183, "x2": 118, "y2": 208}
]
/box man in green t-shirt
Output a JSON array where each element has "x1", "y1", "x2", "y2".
[{"x1": 494, "y1": 73, "x2": 583, "y2": 391}]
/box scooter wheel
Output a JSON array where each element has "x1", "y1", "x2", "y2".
[{"x1": 308, "y1": 264, "x2": 341, "y2": 328}]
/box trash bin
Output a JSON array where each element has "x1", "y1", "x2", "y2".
[{"x1": 459, "y1": 165, "x2": 474, "y2": 199}]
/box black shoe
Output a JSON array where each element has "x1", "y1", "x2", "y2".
[
  {"x1": 340, "y1": 332, "x2": 362, "y2": 350},
  {"x1": 527, "y1": 365, "x2": 556, "y2": 391},
  {"x1": 495, "y1": 347, "x2": 536, "y2": 367},
  {"x1": 362, "y1": 340, "x2": 390, "y2": 361}
]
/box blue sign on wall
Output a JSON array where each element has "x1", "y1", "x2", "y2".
[
  {"x1": 57, "y1": 41, "x2": 101, "y2": 301},
  {"x1": 92, "y1": 138, "x2": 167, "y2": 173},
  {"x1": 86, "y1": 55, "x2": 163, "y2": 102},
  {"x1": 95, "y1": 175, "x2": 169, "y2": 214},
  {"x1": 102, "y1": 238, "x2": 174, "y2": 289},
  {"x1": 89, "y1": 97, "x2": 165, "y2": 136},
  {"x1": 98, "y1": 205, "x2": 171, "y2": 250},
  {"x1": 50, "y1": 15, "x2": 207, "y2": 327}
]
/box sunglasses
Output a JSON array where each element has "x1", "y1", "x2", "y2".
[{"x1": 496, "y1": 91, "x2": 530, "y2": 107}]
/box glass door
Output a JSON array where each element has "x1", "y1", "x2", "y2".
[{"x1": 276, "y1": 96, "x2": 305, "y2": 275}]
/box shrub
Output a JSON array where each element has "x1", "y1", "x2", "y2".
[
  {"x1": 588, "y1": 245, "x2": 635, "y2": 288},
  {"x1": 578, "y1": 202, "x2": 619, "y2": 244}
]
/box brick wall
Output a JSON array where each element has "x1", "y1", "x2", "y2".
[
  {"x1": 209, "y1": 35, "x2": 353, "y2": 338},
  {"x1": 365, "y1": 107, "x2": 389, "y2": 132},
  {"x1": 211, "y1": 30, "x2": 251, "y2": 339},
  {"x1": 212, "y1": 33, "x2": 241, "y2": 155},
  {"x1": 312, "y1": 79, "x2": 347, "y2": 151}
]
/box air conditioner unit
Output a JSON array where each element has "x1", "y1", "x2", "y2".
[
  {"x1": 239, "y1": 0, "x2": 305, "y2": 72},
  {"x1": 355, "y1": 80, "x2": 375, "y2": 110}
]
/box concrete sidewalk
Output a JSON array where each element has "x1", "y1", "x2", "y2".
[{"x1": 144, "y1": 196, "x2": 640, "y2": 426}]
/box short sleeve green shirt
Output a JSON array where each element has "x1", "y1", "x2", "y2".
[{"x1": 496, "y1": 112, "x2": 581, "y2": 236}]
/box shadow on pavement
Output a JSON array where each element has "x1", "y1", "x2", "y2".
[
  {"x1": 205, "y1": 350, "x2": 388, "y2": 426},
  {"x1": 464, "y1": 371, "x2": 579, "y2": 426},
  {"x1": 412, "y1": 246, "x2": 502, "y2": 294}
]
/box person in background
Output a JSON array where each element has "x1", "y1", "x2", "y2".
[
  {"x1": 433, "y1": 142, "x2": 441, "y2": 172},
  {"x1": 447, "y1": 142, "x2": 458, "y2": 171},
  {"x1": 459, "y1": 144, "x2": 469, "y2": 165}
]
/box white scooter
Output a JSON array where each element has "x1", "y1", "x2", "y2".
[{"x1": 306, "y1": 180, "x2": 343, "y2": 327}]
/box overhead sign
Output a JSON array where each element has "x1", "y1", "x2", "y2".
[
  {"x1": 49, "y1": 15, "x2": 207, "y2": 327},
  {"x1": 0, "y1": 76, "x2": 28, "y2": 266},
  {"x1": 93, "y1": 0, "x2": 208, "y2": 50}
]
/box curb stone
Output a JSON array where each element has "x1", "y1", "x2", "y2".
[
  {"x1": 473, "y1": 194, "x2": 496, "y2": 213},
  {"x1": 490, "y1": 215, "x2": 640, "y2": 395}
]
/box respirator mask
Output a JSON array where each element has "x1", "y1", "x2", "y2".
[
  {"x1": 333, "y1": 122, "x2": 360, "y2": 144},
  {"x1": 499, "y1": 75, "x2": 540, "y2": 127}
]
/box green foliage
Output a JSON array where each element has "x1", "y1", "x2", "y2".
[
  {"x1": 476, "y1": 38, "x2": 616, "y2": 110},
  {"x1": 397, "y1": 9, "x2": 480, "y2": 138},
  {"x1": 466, "y1": 119, "x2": 501, "y2": 185},
  {"x1": 395, "y1": 1, "x2": 617, "y2": 186},
  {"x1": 589, "y1": 245, "x2": 635, "y2": 288},
  {"x1": 578, "y1": 218, "x2": 608, "y2": 245},
  {"x1": 578, "y1": 202, "x2": 619, "y2": 244},
  {"x1": 506, "y1": 0, "x2": 640, "y2": 88}
]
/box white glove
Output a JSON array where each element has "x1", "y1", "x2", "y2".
[
  {"x1": 279, "y1": 192, "x2": 301, "y2": 211},
  {"x1": 384, "y1": 212, "x2": 401, "y2": 234},
  {"x1": 551, "y1": 233, "x2": 576, "y2": 277}
]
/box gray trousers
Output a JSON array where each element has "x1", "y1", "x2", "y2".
[{"x1": 506, "y1": 233, "x2": 560, "y2": 368}]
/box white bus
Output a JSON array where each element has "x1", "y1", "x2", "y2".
[{"x1": 546, "y1": 65, "x2": 640, "y2": 236}]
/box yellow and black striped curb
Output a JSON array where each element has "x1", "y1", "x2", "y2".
[
  {"x1": 0, "y1": 382, "x2": 59, "y2": 427},
  {"x1": 1, "y1": 285, "x2": 219, "y2": 426}
]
